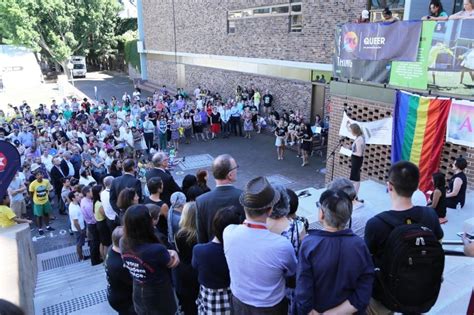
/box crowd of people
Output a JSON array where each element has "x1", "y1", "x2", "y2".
[
  {"x1": 0, "y1": 79, "x2": 471, "y2": 315},
  {"x1": 355, "y1": 0, "x2": 474, "y2": 23}
]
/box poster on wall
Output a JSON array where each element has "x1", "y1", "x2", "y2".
[
  {"x1": 427, "y1": 19, "x2": 474, "y2": 96},
  {"x1": 0, "y1": 140, "x2": 21, "y2": 200},
  {"x1": 446, "y1": 99, "x2": 474, "y2": 147},
  {"x1": 333, "y1": 28, "x2": 391, "y2": 84},
  {"x1": 390, "y1": 21, "x2": 436, "y2": 90},
  {"x1": 338, "y1": 112, "x2": 393, "y2": 145},
  {"x1": 340, "y1": 21, "x2": 422, "y2": 61},
  {"x1": 392, "y1": 91, "x2": 451, "y2": 193}
]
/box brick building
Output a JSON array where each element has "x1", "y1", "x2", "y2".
[
  {"x1": 137, "y1": 0, "x2": 473, "y2": 190},
  {"x1": 137, "y1": 0, "x2": 368, "y2": 121}
]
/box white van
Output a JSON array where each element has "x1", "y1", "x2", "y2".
[{"x1": 70, "y1": 56, "x2": 87, "y2": 78}]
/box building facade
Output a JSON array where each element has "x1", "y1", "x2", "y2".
[
  {"x1": 139, "y1": 0, "x2": 474, "y2": 189},
  {"x1": 139, "y1": 0, "x2": 367, "y2": 120}
]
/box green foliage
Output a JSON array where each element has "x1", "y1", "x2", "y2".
[
  {"x1": 124, "y1": 39, "x2": 140, "y2": 72},
  {"x1": 0, "y1": 0, "x2": 121, "y2": 64},
  {"x1": 116, "y1": 18, "x2": 137, "y2": 36}
]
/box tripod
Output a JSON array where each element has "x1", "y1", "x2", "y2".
[{"x1": 322, "y1": 139, "x2": 344, "y2": 182}]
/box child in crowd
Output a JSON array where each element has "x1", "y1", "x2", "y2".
[{"x1": 0, "y1": 195, "x2": 32, "y2": 228}]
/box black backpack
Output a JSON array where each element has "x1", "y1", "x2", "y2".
[{"x1": 375, "y1": 210, "x2": 445, "y2": 313}]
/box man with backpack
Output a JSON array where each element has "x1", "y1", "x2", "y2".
[{"x1": 364, "y1": 161, "x2": 445, "y2": 315}]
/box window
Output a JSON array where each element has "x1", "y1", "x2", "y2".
[
  {"x1": 227, "y1": 3, "x2": 303, "y2": 33},
  {"x1": 228, "y1": 20, "x2": 236, "y2": 33},
  {"x1": 254, "y1": 8, "x2": 271, "y2": 15},
  {"x1": 272, "y1": 6, "x2": 289, "y2": 14},
  {"x1": 241, "y1": 9, "x2": 253, "y2": 17},
  {"x1": 290, "y1": 14, "x2": 302, "y2": 32},
  {"x1": 291, "y1": 4, "x2": 301, "y2": 13},
  {"x1": 228, "y1": 11, "x2": 241, "y2": 19}
]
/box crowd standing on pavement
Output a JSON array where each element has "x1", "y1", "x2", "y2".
[{"x1": 0, "y1": 81, "x2": 471, "y2": 315}]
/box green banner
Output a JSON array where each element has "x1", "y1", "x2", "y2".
[{"x1": 389, "y1": 21, "x2": 436, "y2": 90}]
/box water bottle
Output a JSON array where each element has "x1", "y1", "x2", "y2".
[
  {"x1": 456, "y1": 202, "x2": 461, "y2": 212},
  {"x1": 169, "y1": 148, "x2": 175, "y2": 166}
]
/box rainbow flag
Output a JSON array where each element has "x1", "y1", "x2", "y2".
[{"x1": 392, "y1": 91, "x2": 451, "y2": 193}]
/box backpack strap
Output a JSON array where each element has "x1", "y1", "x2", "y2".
[{"x1": 376, "y1": 207, "x2": 426, "y2": 229}]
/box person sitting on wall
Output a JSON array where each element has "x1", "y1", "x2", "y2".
[
  {"x1": 449, "y1": 0, "x2": 474, "y2": 19},
  {"x1": 422, "y1": 0, "x2": 448, "y2": 20},
  {"x1": 382, "y1": 8, "x2": 399, "y2": 22},
  {"x1": 356, "y1": 9, "x2": 370, "y2": 23}
]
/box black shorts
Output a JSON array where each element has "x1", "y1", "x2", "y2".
[{"x1": 350, "y1": 155, "x2": 363, "y2": 181}]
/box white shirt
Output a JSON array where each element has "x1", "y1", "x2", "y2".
[
  {"x1": 69, "y1": 203, "x2": 85, "y2": 231},
  {"x1": 41, "y1": 155, "x2": 54, "y2": 172},
  {"x1": 100, "y1": 189, "x2": 116, "y2": 220},
  {"x1": 223, "y1": 222, "x2": 297, "y2": 307}
]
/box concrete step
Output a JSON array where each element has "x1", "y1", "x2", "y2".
[
  {"x1": 35, "y1": 264, "x2": 105, "y2": 295},
  {"x1": 34, "y1": 245, "x2": 113, "y2": 315}
]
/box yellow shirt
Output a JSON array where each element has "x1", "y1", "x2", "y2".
[
  {"x1": 29, "y1": 179, "x2": 52, "y2": 205},
  {"x1": 94, "y1": 201, "x2": 105, "y2": 222},
  {"x1": 0, "y1": 205, "x2": 16, "y2": 228}
]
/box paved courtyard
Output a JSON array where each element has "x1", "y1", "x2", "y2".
[{"x1": 30, "y1": 71, "x2": 327, "y2": 254}]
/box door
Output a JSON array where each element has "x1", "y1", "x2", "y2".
[{"x1": 310, "y1": 84, "x2": 325, "y2": 124}]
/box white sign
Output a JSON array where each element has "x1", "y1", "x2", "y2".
[{"x1": 339, "y1": 112, "x2": 393, "y2": 145}]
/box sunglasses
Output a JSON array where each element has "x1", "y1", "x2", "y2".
[{"x1": 228, "y1": 165, "x2": 239, "y2": 173}]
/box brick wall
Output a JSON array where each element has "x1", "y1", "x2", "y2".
[
  {"x1": 147, "y1": 62, "x2": 313, "y2": 118},
  {"x1": 325, "y1": 94, "x2": 474, "y2": 190},
  {"x1": 142, "y1": 0, "x2": 366, "y2": 64},
  {"x1": 147, "y1": 59, "x2": 178, "y2": 91}
]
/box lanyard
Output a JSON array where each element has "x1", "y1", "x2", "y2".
[{"x1": 243, "y1": 221, "x2": 267, "y2": 230}]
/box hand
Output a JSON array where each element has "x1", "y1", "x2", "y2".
[
  {"x1": 308, "y1": 310, "x2": 321, "y2": 315},
  {"x1": 167, "y1": 250, "x2": 180, "y2": 268}
]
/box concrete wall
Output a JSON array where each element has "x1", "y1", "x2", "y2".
[
  {"x1": 326, "y1": 82, "x2": 474, "y2": 190},
  {"x1": 142, "y1": 0, "x2": 366, "y2": 64},
  {"x1": 0, "y1": 224, "x2": 37, "y2": 315}
]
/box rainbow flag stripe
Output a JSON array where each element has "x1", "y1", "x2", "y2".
[{"x1": 392, "y1": 91, "x2": 451, "y2": 192}]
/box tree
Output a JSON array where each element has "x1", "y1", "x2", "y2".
[{"x1": 0, "y1": 0, "x2": 121, "y2": 73}]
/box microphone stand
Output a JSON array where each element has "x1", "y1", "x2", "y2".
[{"x1": 324, "y1": 139, "x2": 344, "y2": 182}]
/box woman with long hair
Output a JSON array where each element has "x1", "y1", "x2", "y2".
[
  {"x1": 428, "y1": 172, "x2": 447, "y2": 224},
  {"x1": 348, "y1": 123, "x2": 365, "y2": 197},
  {"x1": 196, "y1": 169, "x2": 211, "y2": 193},
  {"x1": 174, "y1": 202, "x2": 199, "y2": 315},
  {"x1": 121, "y1": 205, "x2": 180, "y2": 314},
  {"x1": 91, "y1": 185, "x2": 111, "y2": 259},
  {"x1": 117, "y1": 188, "x2": 139, "y2": 222}
]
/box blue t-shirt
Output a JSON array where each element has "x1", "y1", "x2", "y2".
[
  {"x1": 121, "y1": 242, "x2": 171, "y2": 285},
  {"x1": 192, "y1": 242, "x2": 230, "y2": 289}
]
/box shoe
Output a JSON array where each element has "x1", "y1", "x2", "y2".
[
  {"x1": 38, "y1": 229, "x2": 44, "y2": 235},
  {"x1": 46, "y1": 226, "x2": 55, "y2": 231}
]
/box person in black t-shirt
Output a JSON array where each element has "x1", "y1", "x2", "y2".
[
  {"x1": 364, "y1": 161, "x2": 443, "y2": 314},
  {"x1": 446, "y1": 157, "x2": 468, "y2": 209},
  {"x1": 105, "y1": 226, "x2": 135, "y2": 315},
  {"x1": 262, "y1": 90, "x2": 273, "y2": 116}
]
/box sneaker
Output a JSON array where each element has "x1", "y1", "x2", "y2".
[
  {"x1": 38, "y1": 229, "x2": 44, "y2": 235},
  {"x1": 46, "y1": 226, "x2": 55, "y2": 231}
]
